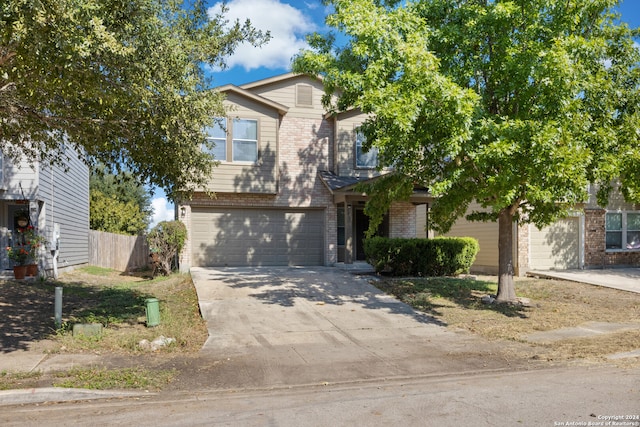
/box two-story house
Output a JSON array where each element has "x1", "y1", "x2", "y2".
[
  {"x1": 427, "y1": 183, "x2": 640, "y2": 274},
  {"x1": 1, "y1": 149, "x2": 90, "y2": 277},
  {"x1": 177, "y1": 73, "x2": 430, "y2": 269}
]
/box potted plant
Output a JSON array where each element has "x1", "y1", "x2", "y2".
[
  {"x1": 7, "y1": 246, "x2": 29, "y2": 279},
  {"x1": 24, "y1": 228, "x2": 45, "y2": 276}
]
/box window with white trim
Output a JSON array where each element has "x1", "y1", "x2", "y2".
[
  {"x1": 203, "y1": 117, "x2": 258, "y2": 163},
  {"x1": 232, "y1": 118, "x2": 258, "y2": 162},
  {"x1": 606, "y1": 211, "x2": 640, "y2": 250},
  {"x1": 355, "y1": 130, "x2": 378, "y2": 169},
  {"x1": 204, "y1": 118, "x2": 227, "y2": 161}
]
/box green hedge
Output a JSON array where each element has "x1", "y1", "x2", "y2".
[{"x1": 364, "y1": 236, "x2": 479, "y2": 277}]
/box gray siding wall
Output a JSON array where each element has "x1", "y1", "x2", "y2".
[
  {"x1": 38, "y1": 150, "x2": 90, "y2": 270},
  {"x1": 2, "y1": 155, "x2": 39, "y2": 199}
]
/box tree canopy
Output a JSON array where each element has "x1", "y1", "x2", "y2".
[
  {"x1": 294, "y1": 0, "x2": 640, "y2": 301},
  {"x1": 90, "y1": 164, "x2": 152, "y2": 235},
  {"x1": 1, "y1": 0, "x2": 269, "y2": 199}
]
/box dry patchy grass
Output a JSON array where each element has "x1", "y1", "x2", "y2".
[
  {"x1": 51, "y1": 267, "x2": 209, "y2": 354},
  {"x1": 373, "y1": 275, "x2": 640, "y2": 364},
  {"x1": 0, "y1": 266, "x2": 208, "y2": 390}
]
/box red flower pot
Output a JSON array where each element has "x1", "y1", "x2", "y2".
[
  {"x1": 13, "y1": 265, "x2": 27, "y2": 280},
  {"x1": 26, "y1": 264, "x2": 38, "y2": 277}
]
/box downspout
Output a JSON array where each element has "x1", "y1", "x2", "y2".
[
  {"x1": 51, "y1": 167, "x2": 59, "y2": 279},
  {"x1": 332, "y1": 114, "x2": 338, "y2": 175}
]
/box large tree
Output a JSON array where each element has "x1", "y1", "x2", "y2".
[
  {"x1": 90, "y1": 164, "x2": 153, "y2": 235},
  {"x1": 294, "y1": 0, "x2": 640, "y2": 302},
  {"x1": 1, "y1": 0, "x2": 269, "y2": 199}
]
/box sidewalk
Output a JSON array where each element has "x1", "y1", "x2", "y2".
[{"x1": 528, "y1": 267, "x2": 640, "y2": 294}]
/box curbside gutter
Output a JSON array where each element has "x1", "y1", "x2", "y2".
[{"x1": 0, "y1": 387, "x2": 152, "y2": 406}]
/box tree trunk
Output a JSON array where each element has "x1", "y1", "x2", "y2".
[{"x1": 496, "y1": 208, "x2": 517, "y2": 302}]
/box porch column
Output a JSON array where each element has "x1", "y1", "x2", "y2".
[{"x1": 344, "y1": 201, "x2": 353, "y2": 264}]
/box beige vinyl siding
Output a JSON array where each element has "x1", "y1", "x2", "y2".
[
  {"x1": 437, "y1": 202, "x2": 499, "y2": 274},
  {"x1": 205, "y1": 92, "x2": 279, "y2": 194},
  {"x1": 334, "y1": 110, "x2": 383, "y2": 179},
  {"x1": 335, "y1": 110, "x2": 362, "y2": 177},
  {"x1": 586, "y1": 183, "x2": 638, "y2": 210},
  {"x1": 244, "y1": 76, "x2": 327, "y2": 120},
  {"x1": 416, "y1": 204, "x2": 427, "y2": 238},
  {"x1": 529, "y1": 217, "x2": 581, "y2": 270},
  {"x1": 38, "y1": 149, "x2": 90, "y2": 270}
]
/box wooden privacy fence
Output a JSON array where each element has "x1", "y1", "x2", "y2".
[{"x1": 89, "y1": 230, "x2": 149, "y2": 272}]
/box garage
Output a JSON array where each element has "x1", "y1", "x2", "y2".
[
  {"x1": 191, "y1": 207, "x2": 324, "y2": 267},
  {"x1": 529, "y1": 217, "x2": 582, "y2": 270}
]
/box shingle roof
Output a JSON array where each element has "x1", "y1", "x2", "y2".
[{"x1": 318, "y1": 170, "x2": 371, "y2": 192}]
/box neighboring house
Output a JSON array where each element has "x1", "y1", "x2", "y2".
[
  {"x1": 427, "y1": 183, "x2": 640, "y2": 274},
  {"x1": 177, "y1": 73, "x2": 430, "y2": 269},
  {"x1": 0, "y1": 149, "x2": 90, "y2": 276}
]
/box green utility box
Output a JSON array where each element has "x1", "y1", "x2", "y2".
[{"x1": 145, "y1": 298, "x2": 160, "y2": 327}]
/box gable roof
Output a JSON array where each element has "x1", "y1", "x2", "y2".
[
  {"x1": 216, "y1": 84, "x2": 289, "y2": 116},
  {"x1": 239, "y1": 72, "x2": 323, "y2": 91}
]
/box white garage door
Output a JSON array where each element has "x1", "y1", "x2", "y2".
[
  {"x1": 191, "y1": 208, "x2": 324, "y2": 267},
  {"x1": 529, "y1": 217, "x2": 581, "y2": 270}
]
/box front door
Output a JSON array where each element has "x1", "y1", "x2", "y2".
[
  {"x1": 354, "y1": 208, "x2": 388, "y2": 261},
  {"x1": 4, "y1": 204, "x2": 34, "y2": 270}
]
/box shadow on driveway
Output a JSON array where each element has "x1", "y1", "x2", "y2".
[{"x1": 188, "y1": 267, "x2": 531, "y2": 390}]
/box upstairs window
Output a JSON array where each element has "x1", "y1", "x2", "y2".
[
  {"x1": 355, "y1": 130, "x2": 378, "y2": 169},
  {"x1": 606, "y1": 211, "x2": 640, "y2": 250},
  {"x1": 232, "y1": 119, "x2": 258, "y2": 162},
  {"x1": 203, "y1": 118, "x2": 258, "y2": 163},
  {"x1": 204, "y1": 118, "x2": 227, "y2": 161}
]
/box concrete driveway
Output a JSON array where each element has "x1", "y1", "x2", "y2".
[{"x1": 190, "y1": 267, "x2": 532, "y2": 390}]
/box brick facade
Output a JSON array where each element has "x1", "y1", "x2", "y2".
[
  {"x1": 584, "y1": 208, "x2": 640, "y2": 268},
  {"x1": 389, "y1": 202, "x2": 417, "y2": 238}
]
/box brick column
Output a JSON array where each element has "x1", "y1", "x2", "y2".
[{"x1": 584, "y1": 208, "x2": 605, "y2": 268}]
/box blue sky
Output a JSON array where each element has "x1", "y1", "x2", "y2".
[{"x1": 150, "y1": 0, "x2": 640, "y2": 227}]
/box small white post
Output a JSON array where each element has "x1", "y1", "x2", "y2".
[{"x1": 54, "y1": 286, "x2": 63, "y2": 328}]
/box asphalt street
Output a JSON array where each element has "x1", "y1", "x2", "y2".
[{"x1": 1, "y1": 366, "x2": 638, "y2": 427}]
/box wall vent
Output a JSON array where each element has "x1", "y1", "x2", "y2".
[{"x1": 296, "y1": 84, "x2": 313, "y2": 107}]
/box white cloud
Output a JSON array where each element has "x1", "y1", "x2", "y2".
[
  {"x1": 304, "y1": 1, "x2": 319, "y2": 9},
  {"x1": 209, "y1": 0, "x2": 316, "y2": 71},
  {"x1": 150, "y1": 197, "x2": 175, "y2": 229}
]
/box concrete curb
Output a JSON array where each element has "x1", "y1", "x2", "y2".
[{"x1": 0, "y1": 387, "x2": 151, "y2": 406}]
